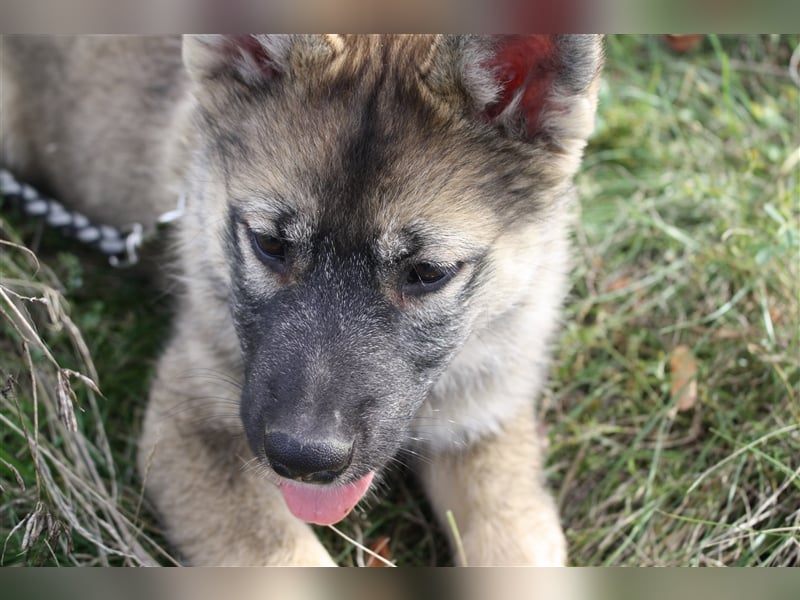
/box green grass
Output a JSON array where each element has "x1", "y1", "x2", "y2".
[
  {"x1": 548, "y1": 34, "x2": 799, "y2": 566},
  {"x1": 1, "y1": 35, "x2": 798, "y2": 566}
]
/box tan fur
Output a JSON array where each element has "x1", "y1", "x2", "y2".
[
  {"x1": 1, "y1": 36, "x2": 190, "y2": 228},
  {"x1": 1, "y1": 34, "x2": 603, "y2": 566},
  {"x1": 421, "y1": 405, "x2": 567, "y2": 566}
]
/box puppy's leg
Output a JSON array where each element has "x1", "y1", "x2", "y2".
[
  {"x1": 421, "y1": 406, "x2": 566, "y2": 566},
  {"x1": 137, "y1": 331, "x2": 335, "y2": 566}
]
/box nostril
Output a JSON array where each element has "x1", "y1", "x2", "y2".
[
  {"x1": 264, "y1": 431, "x2": 353, "y2": 483},
  {"x1": 269, "y1": 459, "x2": 293, "y2": 480},
  {"x1": 302, "y1": 469, "x2": 339, "y2": 485}
]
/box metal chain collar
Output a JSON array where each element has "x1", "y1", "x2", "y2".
[{"x1": 0, "y1": 168, "x2": 184, "y2": 267}]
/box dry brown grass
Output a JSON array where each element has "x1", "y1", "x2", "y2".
[{"x1": 1, "y1": 224, "x2": 174, "y2": 565}]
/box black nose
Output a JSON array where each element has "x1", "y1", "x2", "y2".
[{"x1": 264, "y1": 431, "x2": 353, "y2": 484}]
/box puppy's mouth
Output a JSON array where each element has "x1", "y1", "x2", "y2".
[{"x1": 278, "y1": 471, "x2": 375, "y2": 525}]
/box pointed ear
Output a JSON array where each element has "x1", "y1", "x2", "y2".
[
  {"x1": 460, "y1": 35, "x2": 604, "y2": 145},
  {"x1": 182, "y1": 35, "x2": 295, "y2": 86}
]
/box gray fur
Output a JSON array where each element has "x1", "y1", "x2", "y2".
[{"x1": 1, "y1": 34, "x2": 603, "y2": 565}]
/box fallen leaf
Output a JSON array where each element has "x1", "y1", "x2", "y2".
[
  {"x1": 366, "y1": 535, "x2": 392, "y2": 567},
  {"x1": 668, "y1": 345, "x2": 698, "y2": 417},
  {"x1": 664, "y1": 35, "x2": 704, "y2": 53},
  {"x1": 768, "y1": 304, "x2": 783, "y2": 327},
  {"x1": 606, "y1": 277, "x2": 632, "y2": 292}
]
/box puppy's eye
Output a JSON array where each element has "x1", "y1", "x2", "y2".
[
  {"x1": 251, "y1": 231, "x2": 286, "y2": 263},
  {"x1": 403, "y1": 262, "x2": 461, "y2": 294},
  {"x1": 409, "y1": 263, "x2": 445, "y2": 285}
]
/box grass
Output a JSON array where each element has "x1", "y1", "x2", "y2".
[
  {"x1": 1, "y1": 35, "x2": 798, "y2": 566},
  {"x1": 0, "y1": 230, "x2": 173, "y2": 565},
  {"x1": 548, "y1": 34, "x2": 799, "y2": 566}
]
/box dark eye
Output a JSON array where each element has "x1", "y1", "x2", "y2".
[
  {"x1": 403, "y1": 262, "x2": 460, "y2": 294},
  {"x1": 251, "y1": 231, "x2": 287, "y2": 265}
]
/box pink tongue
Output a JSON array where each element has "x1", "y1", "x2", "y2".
[{"x1": 279, "y1": 471, "x2": 375, "y2": 525}]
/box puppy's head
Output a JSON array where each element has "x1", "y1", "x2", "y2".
[{"x1": 180, "y1": 34, "x2": 603, "y2": 524}]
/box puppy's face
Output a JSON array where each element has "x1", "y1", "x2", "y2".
[
  {"x1": 224, "y1": 76, "x2": 505, "y2": 524},
  {"x1": 181, "y1": 34, "x2": 602, "y2": 523}
]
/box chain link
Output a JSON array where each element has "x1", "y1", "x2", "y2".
[{"x1": 1, "y1": 168, "x2": 148, "y2": 267}]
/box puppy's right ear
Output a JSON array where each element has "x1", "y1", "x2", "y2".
[{"x1": 182, "y1": 35, "x2": 294, "y2": 86}]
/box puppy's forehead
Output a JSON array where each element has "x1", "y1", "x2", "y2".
[
  {"x1": 229, "y1": 115, "x2": 506, "y2": 257},
  {"x1": 286, "y1": 34, "x2": 441, "y2": 88},
  {"x1": 221, "y1": 35, "x2": 520, "y2": 254}
]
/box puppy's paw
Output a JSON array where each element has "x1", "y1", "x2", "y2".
[
  {"x1": 286, "y1": 536, "x2": 338, "y2": 567},
  {"x1": 458, "y1": 520, "x2": 567, "y2": 566},
  {"x1": 207, "y1": 540, "x2": 336, "y2": 566}
]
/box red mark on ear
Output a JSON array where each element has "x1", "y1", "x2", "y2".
[
  {"x1": 226, "y1": 35, "x2": 281, "y2": 80},
  {"x1": 482, "y1": 35, "x2": 560, "y2": 137}
]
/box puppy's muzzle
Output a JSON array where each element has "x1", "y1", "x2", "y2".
[{"x1": 264, "y1": 431, "x2": 354, "y2": 484}]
